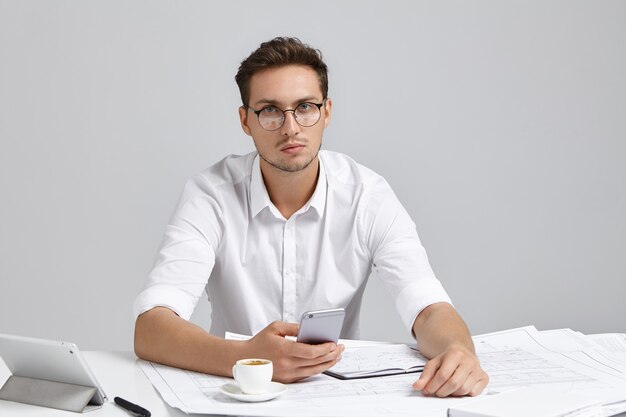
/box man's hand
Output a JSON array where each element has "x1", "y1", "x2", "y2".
[
  {"x1": 412, "y1": 343, "x2": 488, "y2": 397},
  {"x1": 410, "y1": 303, "x2": 489, "y2": 397},
  {"x1": 244, "y1": 321, "x2": 344, "y2": 383}
]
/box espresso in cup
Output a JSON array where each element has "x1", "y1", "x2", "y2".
[
  {"x1": 232, "y1": 358, "x2": 273, "y2": 394},
  {"x1": 241, "y1": 359, "x2": 269, "y2": 366}
]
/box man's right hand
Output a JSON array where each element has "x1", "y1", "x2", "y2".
[{"x1": 244, "y1": 321, "x2": 344, "y2": 383}]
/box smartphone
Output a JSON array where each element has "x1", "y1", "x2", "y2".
[{"x1": 296, "y1": 308, "x2": 345, "y2": 345}]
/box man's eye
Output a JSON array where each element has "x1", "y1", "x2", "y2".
[
  {"x1": 261, "y1": 106, "x2": 278, "y2": 114},
  {"x1": 298, "y1": 103, "x2": 312, "y2": 111}
]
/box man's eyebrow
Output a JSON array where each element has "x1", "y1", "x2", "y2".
[{"x1": 252, "y1": 96, "x2": 323, "y2": 107}]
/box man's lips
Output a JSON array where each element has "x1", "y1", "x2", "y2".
[{"x1": 280, "y1": 143, "x2": 306, "y2": 153}]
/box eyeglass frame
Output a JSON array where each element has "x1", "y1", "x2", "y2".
[{"x1": 246, "y1": 99, "x2": 328, "y2": 131}]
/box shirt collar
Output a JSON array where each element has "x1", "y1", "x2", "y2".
[
  {"x1": 249, "y1": 153, "x2": 327, "y2": 219},
  {"x1": 304, "y1": 154, "x2": 327, "y2": 217},
  {"x1": 250, "y1": 154, "x2": 271, "y2": 218}
]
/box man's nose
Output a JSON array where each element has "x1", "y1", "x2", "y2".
[{"x1": 280, "y1": 111, "x2": 300, "y2": 136}]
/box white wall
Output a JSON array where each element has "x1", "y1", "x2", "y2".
[{"x1": 1, "y1": 0, "x2": 624, "y2": 350}]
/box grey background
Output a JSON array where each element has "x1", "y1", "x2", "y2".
[{"x1": 0, "y1": 1, "x2": 624, "y2": 351}]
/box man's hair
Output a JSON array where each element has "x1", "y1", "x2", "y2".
[{"x1": 235, "y1": 37, "x2": 328, "y2": 108}]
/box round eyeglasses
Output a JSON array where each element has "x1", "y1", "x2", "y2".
[{"x1": 249, "y1": 100, "x2": 326, "y2": 131}]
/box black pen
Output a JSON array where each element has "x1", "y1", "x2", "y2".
[{"x1": 114, "y1": 396, "x2": 151, "y2": 417}]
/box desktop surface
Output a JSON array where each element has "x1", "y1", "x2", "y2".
[{"x1": 1, "y1": 351, "x2": 626, "y2": 417}]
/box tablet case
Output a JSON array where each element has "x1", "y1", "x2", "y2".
[
  {"x1": 0, "y1": 375, "x2": 100, "y2": 413},
  {"x1": 0, "y1": 333, "x2": 105, "y2": 413}
]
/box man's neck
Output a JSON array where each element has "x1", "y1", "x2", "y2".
[{"x1": 260, "y1": 157, "x2": 320, "y2": 220}]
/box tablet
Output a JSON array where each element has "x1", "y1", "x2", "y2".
[{"x1": 0, "y1": 333, "x2": 107, "y2": 406}]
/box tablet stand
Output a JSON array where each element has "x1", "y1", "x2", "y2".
[{"x1": 0, "y1": 375, "x2": 100, "y2": 413}]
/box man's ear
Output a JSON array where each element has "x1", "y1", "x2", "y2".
[
  {"x1": 238, "y1": 106, "x2": 252, "y2": 136},
  {"x1": 323, "y1": 98, "x2": 333, "y2": 128}
]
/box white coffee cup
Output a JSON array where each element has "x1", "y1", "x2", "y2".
[{"x1": 232, "y1": 358, "x2": 273, "y2": 394}]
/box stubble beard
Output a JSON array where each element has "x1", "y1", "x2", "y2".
[{"x1": 257, "y1": 142, "x2": 322, "y2": 174}]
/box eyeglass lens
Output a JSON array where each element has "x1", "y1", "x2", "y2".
[{"x1": 258, "y1": 103, "x2": 322, "y2": 130}]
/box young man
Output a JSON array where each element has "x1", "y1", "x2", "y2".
[{"x1": 134, "y1": 37, "x2": 488, "y2": 397}]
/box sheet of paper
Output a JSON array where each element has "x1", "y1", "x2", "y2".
[
  {"x1": 447, "y1": 387, "x2": 602, "y2": 417},
  {"x1": 598, "y1": 399, "x2": 626, "y2": 417},
  {"x1": 535, "y1": 328, "x2": 596, "y2": 351},
  {"x1": 588, "y1": 333, "x2": 626, "y2": 353},
  {"x1": 525, "y1": 328, "x2": 626, "y2": 385}
]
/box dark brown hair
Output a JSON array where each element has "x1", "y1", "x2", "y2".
[{"x1": 235, "y1": 37, "x2": 328, "y2": 107}]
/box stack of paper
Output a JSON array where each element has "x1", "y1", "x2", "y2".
[
  {"x1": 466, "y1": 326, "x2": 626, "y2": 417},
  {"x1": 138, "y1": 327, "x2": 626, "y2": 417}
]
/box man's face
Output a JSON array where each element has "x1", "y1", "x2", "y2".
[{"x1": 239, "y1": 65, "x2": 332, "y2": 174}]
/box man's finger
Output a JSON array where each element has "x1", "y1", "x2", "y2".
[
  {"x1": 273, "y1": 352, "x2": 343, "y2": 384},
  {"x1": 448, "y1": 372, "x2": 476, "y2": 397},
  {"x1": 468, "y1": 376, "x2": 489, "y2": 396},
  {"x1": 291, "y1": 344, "x2": 344, "y2": 367},
  {"x1": 412, "y1": 356, "x2": 440, "y2": 390},
  {"x1": 421, "y1": 357, "x2": 460, "y2": 395},
  {"x1": 268, "y1": 321, "x2": 299, "y2": 337},
  {"x1": 434, "y1": 364, "x2": 471, "y2": 397},
  {"x1": 290, "y1": 341, "x2": 339, "y2": 360},
  {"x1": 452, "y1": 372, "x2": 489, "y2": 397},
  {"x1": 293, "y1": 353, "x2": 343, "y2": 380}
]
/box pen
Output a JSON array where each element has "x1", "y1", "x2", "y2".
[{"x1": 114, "y1": 396, "x2": 151, "y2": 417}]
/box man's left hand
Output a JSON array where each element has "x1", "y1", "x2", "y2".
[{"x1": 412, "y1": 343, "x2": 488, "y2": 397}]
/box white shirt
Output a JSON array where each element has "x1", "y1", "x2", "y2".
[{"x1": 133, "y1": 150, "x2": 451, "y2": 339}]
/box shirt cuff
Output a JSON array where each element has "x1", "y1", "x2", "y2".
[
  {"x1": 132, "y1": 285, "x2": 199, "y2": 321},
  {"x1": 394, "y1": 282, "x2": 453, "y2": 336}
]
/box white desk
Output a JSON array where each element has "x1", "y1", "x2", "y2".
[
  {"x1": 0, "y1": 351, "x2": 213, "y2": 416},
  {"x1": 2, "y1": 351, "x2": 626, "y2": 417}
]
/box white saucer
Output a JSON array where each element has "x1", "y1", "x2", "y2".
[{"x1": 220, "y1": 382, "x2": 287, "y2": 402}]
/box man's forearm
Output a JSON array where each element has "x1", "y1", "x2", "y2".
[
  {"x1": 412, "y1": 302, "x2": 475, "y2": 358},
  {"x1": 411, "y1": 302, "x2": 488, "y2": 396},
  {"x1": 134, "y1": 306, "x2": 247, "y2": 377},
  {"x1": 134, "y1": 307, "x2": 344, "y2": 383}
]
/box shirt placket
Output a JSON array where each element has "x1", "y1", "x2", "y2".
[{"x1": 282, "y1": 217, "x2": 297, "y2": 323}]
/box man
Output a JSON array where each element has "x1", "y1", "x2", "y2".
[{"x1": 134, "y1": 37, "x2": 488, "y2": 397}]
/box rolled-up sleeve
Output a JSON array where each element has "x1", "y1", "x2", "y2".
[
  {"x1": 359, "y1": 177, "x2": 452, "y2": 335},
  {"x1": 133, "y1": 177, "x2": 223, "y2": 321}
]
